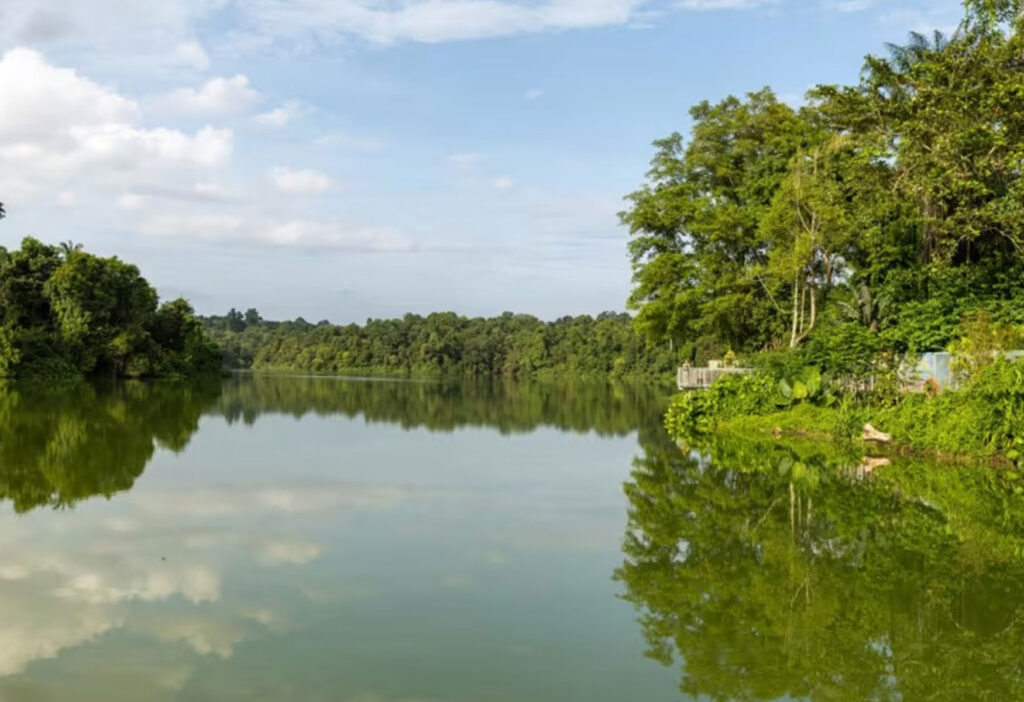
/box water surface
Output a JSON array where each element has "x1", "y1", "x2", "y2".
[
  {"x1": 1, "y1": 375, "x2": 1023, "y2": 701},
  {"x1": 0, "y1": 375, "x2": 673, "y2": 701}
]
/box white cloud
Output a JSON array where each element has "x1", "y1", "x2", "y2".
[
  {"x1": 491, "y1": 176, "x2": 516, "y2": 190},
  {"x1": 0, "y1": 47, "x2": 409, "y2": 257},
  {"x1": 139, "y1": 214, "x2": 415, "y2": 252},
  {"x1": 174, "y1": 40, "x2": 212, "y2": 70},
  {"x1": 254, "y1": 100, "x2": 309, "y2": 127},
  {"x1": 234, "y1": 0, "x2": 654, "y2": 44},
  {"x1": 270, "y1": 167, "x2": 333, "y2": 193},
  {"x1": 118, "y1": 193, "x2": 148, "y2": 210},
  {"x1": 676, "y1": 0, "x2": 776, "y2": 8},
  {"x1": 56, "y1": 190, "x2": 77, "y2": 207},
  {"x1": 193, "y1": 181, "x2": 227, "y2": 197},
  {"x1": 0, "y1": 48, "x2": 139, "y2": 140},
  {"x1": 445, "y1": 152, "x2": 480, "y2": 167},
  {"x1": 0, "y1": 0, "x2": 836, "y2": 58},
  {"x1": 315, "y1": 130, "x2": 390, "y2": 151},
  {"x1": 0, "y1": 1, "x2": 227, "y2": 50},
  {"x1": 878, "y1": 7, "x2": 960, "y2": 34},
  {"x1": 523, "y1": 88, "x2": 545, "y2": 101},
  {"x1": 0, "y1": 49, "x2": 232, "y2": 206},
  {"x1": 164, "y1": 74, "x2": 260, "y2": 115}
]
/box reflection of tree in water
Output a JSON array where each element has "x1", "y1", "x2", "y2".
[
  {"x1": 0, "y1": 381, "x2": 220, "y2": 512},
  {"x1": 213, "y1": 373, "x2": 668, "y2": 438},
  {"x1": 0, "y1": 375, "x2": 669, "y2": 513},
  {"x1": 615, "y1": 433, "x2": 1024, "y2": 701}
]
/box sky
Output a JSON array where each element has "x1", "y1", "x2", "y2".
[{"x1": 0, "y1": 0, "x2": 965, "y2": 323}]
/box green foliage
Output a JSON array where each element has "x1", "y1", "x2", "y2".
[
  {"x1": 202, "y1": 310, "x2": 676, "y2": 381},
  {"x1": 665, "y1": 373, "x2": 777, "y2": 437},
  {"x1": 43, "y1": 250, "x2": 157, "y2": 373},
  {"x1": 667, "y1": 366, "x2": 837, "y2": 439},
  {"x1": 623, "y1": 2, "x2": 1024, "y2": 359},
  {"x1": 0, "y1": 238, "x2": 219, "y2": 379},
  {"x1": 671, "y1": 356, "x2": 1024, "y2": 460},
  {"x1": 803, "y1": 323, "x2": 881, "y2": 378},
  {"x1": 948, "y1": 308, "x2": 1024, "y2": 382},
  {"x1": 773, "y1": 365, "x2": 831, "y2": 407},
  {"x1": 876, "y1": 358, "x2": 1024, "y2": 458},
  {"x1": 831, "y1": 395, "x2": 869, "y2": 441}
]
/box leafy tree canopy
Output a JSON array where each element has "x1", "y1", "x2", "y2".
[
  {"x1": 622, "y1": 0, "x2": 1024, "y2": 361},
  {"x1": 0, "y1": 237, "x2": 219, "y2": 379}
]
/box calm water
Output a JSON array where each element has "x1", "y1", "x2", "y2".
[{"x1": 0, "y1": 375, "x2": 1022, "y2": 701}]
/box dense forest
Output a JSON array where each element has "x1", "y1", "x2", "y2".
[
  {"x1": 623, "y1": 0, "x2": 1024, "y2": 371},
  {"x1": 0, "y1": 237, "x2": 220, "y2": 379},
  {"x1": 202, "y1": 309, "x2": 676, "y2": 380}
]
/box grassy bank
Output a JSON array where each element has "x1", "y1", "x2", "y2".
[{"x1": 666, "y1": 360, "x2": 1024, "y2": 464}]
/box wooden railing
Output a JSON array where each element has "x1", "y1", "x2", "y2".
[{"x1": 677, "y1": 366, "x2": 751, "y2": 390}]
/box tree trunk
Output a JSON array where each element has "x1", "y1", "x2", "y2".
[{"x1": 790, "y1": 274, "x2": 800, "y2": 348}]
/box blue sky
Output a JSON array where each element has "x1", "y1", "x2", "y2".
[{"x1": 0, "y1": 0, "x2": 964, "y2": 322}]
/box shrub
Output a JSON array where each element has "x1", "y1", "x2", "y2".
[
  {"x1": 872, "y1": 359, "x2": 1024, "y2": 458},
  {"x1": 831, "y1": 396, "x2": 868, "y2": 441},
  {"x1": 804, "y1": 323, "x2": 882, "y2": 379},
  {"x1": 665, "y1": 372, "x2": 777, "y2": 438},
  {"x1": 948, "y1": 309, "x2": 1024, "y2": 384}
]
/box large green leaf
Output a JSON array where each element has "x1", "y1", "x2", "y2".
[
  {"x1": 777, "y1": 456, "x2": 794, "y2": 475},
  {"x1": 778, "y1": 379, "x2": 793, "y2": 400},
  {"x1": 792, "y1": 380, "x2": 808, "y2": 400},
  {"x1": 800, "y1": 366, "x2": 822, "y2": 397}
]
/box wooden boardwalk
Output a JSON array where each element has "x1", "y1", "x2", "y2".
[{"x1": 677, "y1": 365, "x2": 751, "y2": 390}]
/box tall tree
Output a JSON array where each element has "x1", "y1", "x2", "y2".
[
  {"x1": 621, "y1": 89, "x2": 807, "y2": 358},
  {"x1": 623, "y1": 0, "x2": 1024, "y2": 356}
]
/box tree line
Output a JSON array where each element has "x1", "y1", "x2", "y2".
[
  {"x1": 0, "y1": 237, "x2": 220, "y2": 378},
  {"x1": 202, "y1": 309, "x2": 676, "y2": 380},
  {"x1": 622, "y1": 0, "x2": 1024, "y2": 370}
]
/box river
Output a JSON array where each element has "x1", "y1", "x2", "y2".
[{"x1": 0, "y1": 374, "x2": 1021, "y2": 700}]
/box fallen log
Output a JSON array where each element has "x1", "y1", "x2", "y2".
[{"x1": 862, "y1": 424, "x2": 892, "y2": 444}]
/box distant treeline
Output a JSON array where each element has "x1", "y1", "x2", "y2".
[
  {"x1": 0, "y1": 238, "x2": 220, "y2": 379},
  {"x1": 201, "y1": 309, "x2": 676, "y2": 380}
]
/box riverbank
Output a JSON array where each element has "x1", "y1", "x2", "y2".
[{"x1": 665, "y1": 360, "x2": 1024, "y2": 465}]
